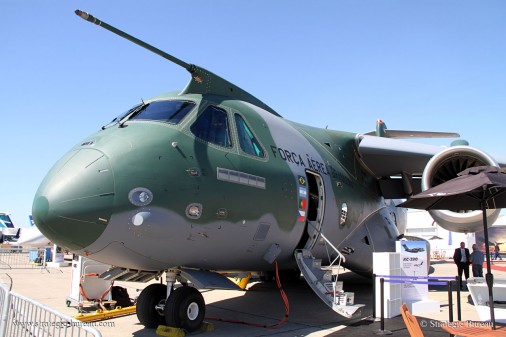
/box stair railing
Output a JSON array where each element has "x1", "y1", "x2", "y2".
[{"x1": 307, "y1": 221, "x2": 346, "y2": 304}]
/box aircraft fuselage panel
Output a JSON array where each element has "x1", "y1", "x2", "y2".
[{"x1": 33, "y1": 94, "x2": 398, "y2": 274}]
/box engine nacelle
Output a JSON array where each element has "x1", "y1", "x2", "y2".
[{"x1": 422, "y1": 146, "x2": 500, "y2": 233}]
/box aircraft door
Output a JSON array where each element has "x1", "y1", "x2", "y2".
[{"x1": 303, "y1": 171, "x2": 325, "y2": 250}]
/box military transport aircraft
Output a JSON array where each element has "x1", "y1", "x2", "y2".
[
  {"x1": 402, "y1": 243, "x2": 425, "y2": 253},
  {"x1": 32, "y1": 10, "x2": 506, "y2": 332}
]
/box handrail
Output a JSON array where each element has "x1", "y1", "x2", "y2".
[
  {"x1": 306, "y1": 221, "x2": 347, "y2": 306},
  {"x1": 307, "y1": 221, "x2": 346, "y2": 264}
]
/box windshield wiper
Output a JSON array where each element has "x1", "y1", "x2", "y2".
[
  {"x1": 119, "y1": 102, "x2": 149, "y2": 128},
  {"x1": 101, "y1": 102, "x2": 146, "y2": 130}
]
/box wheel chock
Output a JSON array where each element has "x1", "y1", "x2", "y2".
[
  {"x1": 156, "y1": 325, "x2": 185, "y2": 337},
  {"x1": 155, "y1": 322, "x2": 214, "y2": 336},
  {"x1": 200, "y1": 321, "x2": 214, "y2": 332}
]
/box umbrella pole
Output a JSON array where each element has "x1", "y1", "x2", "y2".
[{"x1": 482, "y1": 202, "x2": 496, "y2": 329}]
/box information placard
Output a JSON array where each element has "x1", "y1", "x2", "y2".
[{"x1": 396, "y1": 240, "x2": 429, "y2": 301}]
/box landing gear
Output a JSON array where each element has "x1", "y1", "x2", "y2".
[
  {"x1": 136, "y1": 272, "x2": 206, "y2": 332},
  {"x1": 136, "y1": 283, "x2": 167, "y2": 328},
  {"x1": 164, "y1": 286, "x2": 205, "y2": 332}
]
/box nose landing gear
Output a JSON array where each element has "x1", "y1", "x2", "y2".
[
  {"x1": 136, "y1": 283, "x2": 167, "y2": 328},
  {"x1": 164, "y1": 286, "x2": 205, "y2": 332},
  {"x1": 136, "y1": 271, "x2": 206, "y2": 332}
]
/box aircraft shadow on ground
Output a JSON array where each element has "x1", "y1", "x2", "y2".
[
  {"x1": 205, "y1": 271, "x2": 374, "y2": 326},
  {"x1": 129, "y1": 271, "x2": 375, "y2": 337},
  {"x1": 130, "y1": 270, "x2": 456, "y2": 337}
]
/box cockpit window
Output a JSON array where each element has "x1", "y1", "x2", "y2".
[
  {"x1": 234, "y1": 114, "x2": 265, "y2": 157},
  {"x1": 190, "y1": 106, "x2": 232, "y2": 148},
  {"x1": 129, "y1": 100, "x2": 195, "y2": 124}
]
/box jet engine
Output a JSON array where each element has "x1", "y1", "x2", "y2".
[{"x1": 421, "y1": 146, "x2": 500, "y2": 233}]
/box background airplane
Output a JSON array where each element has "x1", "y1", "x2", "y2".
[
  {"x1": 31, "y1": 10, "x2": 506, "y2": 332},
  {"x1": 16, "y1": 225, "x2": 52, "y2": 248},
  {"x1": 0, "y1": 212, "x2": 14, "y2": 229},
  {"x1": 0, "y1": 213, "x2": 51, "y2": 247}
]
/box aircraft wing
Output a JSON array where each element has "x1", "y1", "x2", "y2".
[
  {"x1": 356, "y1": 135, "x2": 506, "y2": 199},
  {"x1": 364, "y1": 129, "x2": 460, "y2": 139},
  {"x1": 357, "y1": 135, "x2": 506, "y2": 178},
  {"x1": 356, "y1": 135, "x2": 446, "y2": 178}
]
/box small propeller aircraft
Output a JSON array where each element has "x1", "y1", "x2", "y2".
[{"x1": 32, "y1": 10, "x2": 506, "y2": 332}]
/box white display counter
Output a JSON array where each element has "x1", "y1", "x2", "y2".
[{"x1": 467, "y1": 277, "x2": 506, "y2": 323}]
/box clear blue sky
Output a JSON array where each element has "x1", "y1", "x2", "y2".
[{"x1": 1, "y1": 1, "x2": 505, "y2": 227}]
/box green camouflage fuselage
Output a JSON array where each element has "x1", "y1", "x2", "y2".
[{"x1": 33, "y1": 92, "x2": 400, "y2": 274}]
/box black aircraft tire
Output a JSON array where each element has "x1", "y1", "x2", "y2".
[
  {"x1": 136, "y1": 283, "x2": 167, "y2": 329},
  {"x1": 164, "y1": 286, "x2": 205, "y2": 332}
]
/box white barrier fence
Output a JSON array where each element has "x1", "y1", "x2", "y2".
[
  {"x1": 0, "y1": 284, "x2": 102, "y2": 337},
  {"x1": 0, "y1": 248, "x2": 48, "y2": 270}
]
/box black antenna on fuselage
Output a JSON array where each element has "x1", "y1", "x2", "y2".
[{"x1": 75, "y1": 10, "x2": 281, "y2": 117}]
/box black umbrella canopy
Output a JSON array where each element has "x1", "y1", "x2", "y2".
[
  {"x1": 398, "y1": 166, "x2": 506, "y2": 211},
  {"x1": 398, "y1": 165, "x2": 506, "y2": 329}
]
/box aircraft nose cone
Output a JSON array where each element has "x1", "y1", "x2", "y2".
[{"x1": 32, "y1": 149, "x2": 115, "y2": 250}]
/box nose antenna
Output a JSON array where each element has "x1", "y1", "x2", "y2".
[{"x1": 75, "y1": 10, "x2": 280, "y2": 117}]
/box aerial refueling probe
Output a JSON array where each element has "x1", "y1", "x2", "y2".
[{"x1": 74, "y1": 9, "x2": 279, "y2": 115}]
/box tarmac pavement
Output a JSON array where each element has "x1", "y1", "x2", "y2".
[{"x1": 2, "y1": 258, "x2": 505, "y2": 337}]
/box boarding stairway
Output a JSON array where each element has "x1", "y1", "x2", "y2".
[{"x1": 295, "y1": 231, "x2": 364, "y2": 318}]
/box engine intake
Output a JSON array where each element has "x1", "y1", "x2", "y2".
[{"x1": 421, "y1": 146, "x2": 500, "y2": 233}]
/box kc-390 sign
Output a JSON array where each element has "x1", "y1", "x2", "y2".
[{"x1": 396, "y1": 240, "x2": 429, "y2": 301}]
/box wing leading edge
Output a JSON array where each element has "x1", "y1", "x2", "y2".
[
  {"x1": 356, "y1": 135, "x2": 446, "y2": 178},
  {"x1": 356, "y1": 135, "x2": 506, "y2": 199}
]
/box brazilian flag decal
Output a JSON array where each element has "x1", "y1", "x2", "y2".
[{"x1": 298, "y1": 175, "x2": 307, "y2": 221}]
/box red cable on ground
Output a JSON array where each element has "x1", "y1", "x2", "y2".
[{"x1": 206, "y1": 260, "x2": 290, "y2": 329}]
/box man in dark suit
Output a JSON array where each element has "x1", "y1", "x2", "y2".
[{"x1": 453, "y1": 241, "x2": 471, "y2": 290}]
